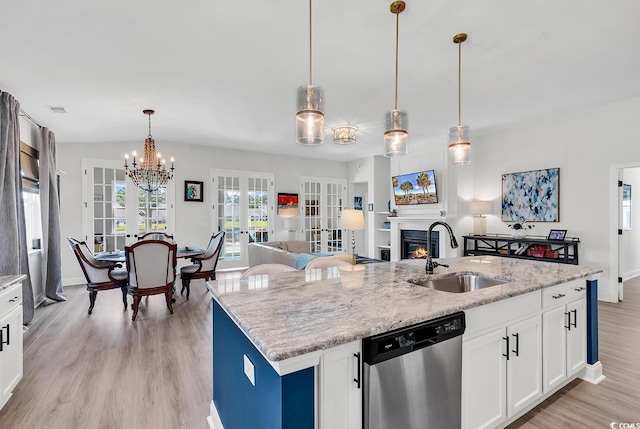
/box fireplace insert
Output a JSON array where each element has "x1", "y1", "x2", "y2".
[{"x1": 401, "y1": 230, "x2": 439, "y2": 259}]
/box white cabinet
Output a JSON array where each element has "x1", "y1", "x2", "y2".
[
  {"x1": 0, "y1": 278, "x2": 23, "y2": 411},
  {"x1": 318, "y1": 340, "x2": 362, "y2": 429},
  {"x1": 542, "y1": 281, "x2": 587, "y2": 393},
  {"x1": 463, "y1": 291, "x2": 542, "y2": 429}
]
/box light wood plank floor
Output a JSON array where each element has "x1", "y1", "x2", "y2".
[{"x1": 0, "y1": 274, "x2": 638, "y2": 428}]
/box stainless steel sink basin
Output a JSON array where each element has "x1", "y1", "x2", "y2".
[{"x1": 409, "y1": 274, "x2": 512, "y2": 293}]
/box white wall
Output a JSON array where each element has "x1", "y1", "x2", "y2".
[
  {"x1": 470, "y1": 96, "x2": 640, "y2": 302},
  {"x1": 57, "y1": 141, "x2": 348, "y2": 285},
  {"x1": 620, "y1": 167, "x2": 640, "y2": 280}
]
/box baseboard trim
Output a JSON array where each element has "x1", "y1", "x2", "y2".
[
  {"x1": 579, "y1": 361, "x2": 606, "y2": 384},
  {"x1": 208, "y1": 400, "x2": 224, "y2": 429}
]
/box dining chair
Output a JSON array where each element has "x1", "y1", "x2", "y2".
[
  {"x1": 67, "y1": 237, "x2": 128, "y2": 315},
  {"x1": 137, "y1": 232, "x2": 175, "y2": 242},
  {"x1": 180, "y1": 231, "x2": 225, "y2": 299},
  {"x1": 305, "y1": 256, "x2": 352, "y2": 270},
  {"x1": 241, "y1": 264, "x2": 297, "y2": 277},
  {"x1": 125, "y1": 239, "x2": 177, "y2": 321}
]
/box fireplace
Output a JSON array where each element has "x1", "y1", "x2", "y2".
[{"x1": 401, "y1": 230, "x2": 439, "y2": 259}]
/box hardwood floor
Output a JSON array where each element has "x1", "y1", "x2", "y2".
[{"x1": 0, "y1": 274, "x2": 638, "y2": 428}]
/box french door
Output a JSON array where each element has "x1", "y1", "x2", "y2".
[
  {"x1": 212, "y1": 169, "x2": 274, "y2": 269},
  {"x1": 300, "y1": 177, "x2": 347, "y2": 253},
  {"x1": 82, "y1": 159, "x2": 175, "y2": 253}
]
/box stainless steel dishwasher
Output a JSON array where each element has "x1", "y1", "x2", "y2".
[{"x1": 363, "y1": 311, "x2": 466, "y2": 429}]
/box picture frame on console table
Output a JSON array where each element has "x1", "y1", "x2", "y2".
[
  {"x1": 547, "y1": 229, "x2": 567, "y2": 240},
  {"x1": 184, "y1": 180, "x2": 204, "y2": 202}
]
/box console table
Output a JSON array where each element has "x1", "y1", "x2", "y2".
[{"x1": 463, "y1": 234, "x2": 580, "y2": 265}]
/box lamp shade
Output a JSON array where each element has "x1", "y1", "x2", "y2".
[
  {"x1": 296, "y1": 85, "x2": 325, "y2": 145},
  {"x1": 339, "y1": 209, "x2": 365, "y2": 230},
  {"x1": 279, "y1": 206, "x2": 299, "y2": 218},
  {"x1": 469, "y1": 200, "x2": 493, "y2": 216}
]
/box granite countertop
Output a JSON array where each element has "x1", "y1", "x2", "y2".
[
  {"x1": 207, "y1": 256, "x2": 602, "y2": 362},
  {"x1": 0, "y1": 275, "x2": 27, "y2": 292}
]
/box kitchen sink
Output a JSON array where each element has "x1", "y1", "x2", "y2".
[{"x1": 409, "y1": 273, "x2": 513, "y2": 293}]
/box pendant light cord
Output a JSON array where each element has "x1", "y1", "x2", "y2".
[
  {"x1": 394, "y1": 10, "x2": 400, "y2": 110},
  {"x1": 458, "y1": 39, "x2": 462, "y2": 126},
  {"x1": 309, "y1": 0, "x2": 313, "y2": 85}
]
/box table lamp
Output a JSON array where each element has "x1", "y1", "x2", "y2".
[
  {"x1": 339, "y1": 209, "x2": 365, "y2": 265},
  {"x1": 470, "y1": 200, "x2": 493, "y2": 236}
]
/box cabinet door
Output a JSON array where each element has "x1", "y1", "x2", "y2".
[
  {"x1": 542, "y1": 306, "x2": 568, "y2": 393},
  {"x1": 566, "y1": 298, "x2": 587, "y2": 375},
  {"x1": 0, "y1": 305, "x2": 23, "y2": 407},
  {"x1": 319, "y1": 340, "x2": 362, "y2": 429},
  {"x1": 462, "y1": 328, "x2": 506, "y2": 429},
  {"x1": 506, "y1": 314, "x2": 542, "y2": 418}
]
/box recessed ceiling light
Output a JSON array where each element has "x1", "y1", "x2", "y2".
[{"x1": 48, "y1": 106, "x2": 68, "y2": 114}]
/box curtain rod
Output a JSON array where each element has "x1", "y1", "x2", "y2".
[{"x1": 19, "y1": 109, "x2": 42, "y2": 128}]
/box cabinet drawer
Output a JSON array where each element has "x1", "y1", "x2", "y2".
[
  {"x1": 465, "y1": 290, "x2": 541, "y2": 339},
  {"x1": 542, "y1": 280, "x2": 585, "y2": 309},
  {"x1": 0, "y1": 282, "x2": 22, "y2": 317}
]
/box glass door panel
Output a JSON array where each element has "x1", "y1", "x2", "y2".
[
  {"x1": 303, "y1": 181, "x2": 322, "y2": 253},
  {"x1": 90, "y1": 165, "x2": 127, "y2": 252},
  {"x1": 213, "y1": 170, "x2": 274, "y2": 269},
  {"x1": 247, "y1": 177, "x2": 269, "y2": 243}
]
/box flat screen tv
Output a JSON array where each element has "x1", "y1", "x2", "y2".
[{"x1": 392, "y1": 170, "x2": 438, "y2": 205}]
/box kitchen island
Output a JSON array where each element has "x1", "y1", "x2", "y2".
[{"x1": 206, "y1": 256, "x2": 603, "y2": 429}]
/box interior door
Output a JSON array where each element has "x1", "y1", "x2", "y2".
[
  {"x1": 213, "y1": 170, "x2": 274, "y2": 269},
  {"x1": 301, "y1": 178, "x2": 346, "y2": 253}
]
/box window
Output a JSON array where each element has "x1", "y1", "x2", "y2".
[
  {"x1": 623, "y1": 184, "x2": 632, "y2": 230},
  {"x1": 23, "y1": 192, "x2": 42, "y2": 248}
]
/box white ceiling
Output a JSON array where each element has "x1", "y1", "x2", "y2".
[{"x1": 2, "y1": 0, "x2": 639, "y2": 162}]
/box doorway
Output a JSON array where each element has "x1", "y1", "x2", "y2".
[{"x1": 617, "y1": 166, "x2": 640, "y2": 301}]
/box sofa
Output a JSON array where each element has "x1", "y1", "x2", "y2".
[{"x1": 247, "y1": 241, "x2": 351, "y2": 269}]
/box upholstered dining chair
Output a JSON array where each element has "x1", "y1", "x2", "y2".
[
  {"x1": 180, "y1": 231, "x2": 225, "y2": 299},
  {"x1": 305, "y1": 256, "x2": 352, "y2": 270},
  {"x1": 67, "y1": 237, "x2": 128, "y2": 315},
  {"x1": 125, "y1": 239, "x2": 177, "y2": 321},
  {"x1": 241, "y1": 263, "x2": 297, "y2": 277},
  {"x1": 137, "y1": 232, "x2": 174, "y2": 242}
]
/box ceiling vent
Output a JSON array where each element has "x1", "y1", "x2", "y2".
[{"x1": 48, "y1": 106, "x2": 68, "y2": 114}]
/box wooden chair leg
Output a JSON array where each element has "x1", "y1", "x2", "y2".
[
  {"x1": 132, "y1": 296, "x2": 140, "y2": 321},
  {"x1": 121, "y1": 286, "x2": 128, "y2": 310},
  {"x1": 88, "y1": 290, "x2": 97, "y2": 314},
  {"x1": 181, "y1": 277, "x2": 188, "y2": 296},
  {"x1": 165, "y1": 291, "x2": 174, "y2": 314}
]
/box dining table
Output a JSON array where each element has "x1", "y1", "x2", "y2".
[{"x1": 95, "y1": 246, "x2": 205, "y2": 263}]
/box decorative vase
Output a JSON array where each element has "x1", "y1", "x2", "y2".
[{"x1": 512, "y1": 229, "x2": 527, "y2": 238}]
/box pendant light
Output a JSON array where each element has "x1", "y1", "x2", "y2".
[
  {"x1": 449, "y1": 33, "x2": 471, "y2": 165},
  {"x1": 296, "y1": 0, "x2": 324, "y2": 145},
  {"x1": 384, "y1": 1, "x2": 408, "y2": 158}
]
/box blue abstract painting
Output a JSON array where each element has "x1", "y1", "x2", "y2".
[{"x1": 501, "y1": 168, "x2": 560, "y2": 222}]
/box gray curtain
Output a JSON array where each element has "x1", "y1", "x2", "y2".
[
  {"x1": 39, "y1": 127, "x2": 64, "y2": 301},
  {"x1": 0, "y1": 91, "x2": 35, "y2": 323}
]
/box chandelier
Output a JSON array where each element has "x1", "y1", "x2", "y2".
[{"x1": 124, "y1": 109, "x2": 174, "y2": 193}]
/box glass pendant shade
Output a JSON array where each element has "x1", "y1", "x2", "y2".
[
  {"x1": 448, "y1": 125, "x2": 471, "y2": 165},
  {"x1": 384, "y1": 109, "x2": 408, "y2": 157},
  {"x1": 296, "y1": 84, "x2": 325, "y2": 145}
]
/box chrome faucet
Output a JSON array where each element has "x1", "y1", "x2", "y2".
[{"x1": 425, "y1": 221, "x2": 459, "y2": 274}]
